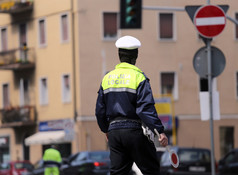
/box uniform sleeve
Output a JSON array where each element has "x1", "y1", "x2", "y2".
[
  {"x1": 95, "y1": 85, "x2": 109, "y2": 133},
  {"x1": 136, "y1": 79, "x2": 165, "y2": 134}
]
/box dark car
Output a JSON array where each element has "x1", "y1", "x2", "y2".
[
  {"x1": 61, "y1": 150, "x2": 136, "y2": 175},
  {"x1": 0, "y1": 160, "x2": 33, "y2": 175},
  {"x1": 25, "y1": 159, "x2": 44, "y2": 175},
  {"x1": 160, "y1": 147, "x2": 215, "y2": 175},
  {"x1": 26, "y1": 158, "x2": 68, "y2": 175},
  {"x1": 61, "y1": 151, "x2": 111, "y2": 175},
  {"x1": 218, "y1": 148, "x2": 238, "y2": 175}
]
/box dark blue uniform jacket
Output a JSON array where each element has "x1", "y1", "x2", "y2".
[{"x1": 95, "y1": 62, "x2": 164, "y2": 134}]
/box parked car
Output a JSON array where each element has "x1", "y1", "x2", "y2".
[
  {"x1": 26, "y1": 158, "x2": 68, "y2": 175},
  {"x1": 61, "y1": 150, "x2": 111, "y2": 175},
  {"x1": 25, "y1": 159, "x2": 44, "y2": 175},
  {"x1": 61, "y1": 150, "x2": 136, "y2": 175},
  {"x1": 160, "y1": 147, "x2": 215, "y2": 175},
  {"x1": 218, "y1": 148, "x2": 238, "y2": 175},
  {"x1": 0, "y1": 160, "x2": 33, "y2": 175}
]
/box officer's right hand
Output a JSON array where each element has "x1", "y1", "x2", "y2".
[{"x1": 159, "y1": 133, "x2": 168, "y2": 147}]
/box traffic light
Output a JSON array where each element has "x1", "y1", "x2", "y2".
[{"x1": 120, "y1": 0, "x2": 142, "y2": 29}]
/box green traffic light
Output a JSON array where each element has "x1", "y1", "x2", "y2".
[{"x1": 126, "y1": 16, "x2": 136, "y2": 25}]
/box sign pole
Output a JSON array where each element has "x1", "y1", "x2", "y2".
[
  {"x1": 207, "y1": 39, "x2": 216, "y2": 175},
  {"x1": 206, "y1": 2, "x2": 215, "y2": 175}
]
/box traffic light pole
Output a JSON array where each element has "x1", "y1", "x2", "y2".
[{"x1": 143, "y1": 6, "x2": 184, "y2": 11}]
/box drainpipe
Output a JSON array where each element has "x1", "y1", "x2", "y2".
[
  {"x1": 71, "y1": 0, "x2": 79, "y2": 152},
  {"x1": 71, "y1": 0, "x2": 77, "y2": 121}
]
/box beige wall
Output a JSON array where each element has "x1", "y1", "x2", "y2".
[
  {"x1": 178, "y1": 118, "x2": 238, "y2": 159},
  {"x1": 33, "y1": 0, "x2": 75, "y2": 121},
  {"x1": 29, "y1": 145, "x2": 42, "y2": 164}
]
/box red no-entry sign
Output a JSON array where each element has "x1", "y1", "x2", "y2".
[{"x1": 193, "y1": 5, "x2": 226, "y2": 38}]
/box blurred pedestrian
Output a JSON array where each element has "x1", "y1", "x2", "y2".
[
  {"x1": 95, "y1": 35, "x2": 168, "y2": 175},
  {"x1": 43, "y1": 145, "x2": 62, "y2": 175}
]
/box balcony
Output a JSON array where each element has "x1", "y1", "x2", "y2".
[
  {"x1": 0, "y1": 47, "x2": 35, "y2": 71},
  {"x1": 0, "y1": 0, "x2": 33, "y2": 14},
  {"x1": 0, "y1": 105, "x2": 36, "y2": 128}
]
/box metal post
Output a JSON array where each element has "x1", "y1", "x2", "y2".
[
  {"x1": 206, "y1": 1, "x2": 215, "y2": 175},
  {"x1": 207, "y1": 39, "x2": 216, "y2": 175}
]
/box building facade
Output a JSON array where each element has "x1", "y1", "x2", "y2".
[{"x1": 0, "y1": 0, "x2": 237, "y2": 164}]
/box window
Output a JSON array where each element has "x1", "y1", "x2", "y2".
[
  {"x1": 74, "y1": 152, "x2": 87, "y2": 162},
  {"x1": 19, "y1": 78, "x2": 30, "y2": 106},
  {"x1": 220, "y1": 127, "x2": 234, "y2": 158},
  {"x1": 178, "y1": 149, "x2": 210, "y2": 163},
  {"x1": 103, "y1": 12, "x2": 118, "y2": 39},
  {"x1": 159, "y1": 13, "x2": 174, "y2": 40},
  {"x1": 60, "y1": 14, "x2": 69, "y2": 42},
  {"x1": 200, "y1": 78, "x2": 208, "y2": 92},
  {"x1": 2, "y1": 83, "x2": 10, "y2": 108},
  {"x1": 236, "y1": 13, "x2": 238, "y2": 39},
  {"x1": 160, "y1": 72, "x2": 178, "y2": 99},
  {"x1": 199, "y1": 78, "x2": 217, "y2": 92},
  {"x1": 38, "y1": 18, "x2": 46, "y2": 46},
  {"x1": 39, "y1": 78, "x2": 48, "y2": 105},
  {"x1": 1, "y1": 27, "x2": 7, "y2": 51},
  {"x1": 19, "y1": 23, "x2": 27, "y2": 45},
  {"x1": 62, "y1": 74, "x2": 71, "y2": 103},
  {"x1": 161, "y1": 73, "x2": 174, "y2": 94},
  {"x1": 19, "y1": 23, "x2": 27, "y2": 61},
  {"x1": 223, "y1": 151, "x2": 237, "y2": 164},
  {"x1": 0, "y1": 136, "x2": 10, "y2": 163}
]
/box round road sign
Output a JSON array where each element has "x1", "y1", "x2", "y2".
[
  {"x1": 194, "y1": 5, "x2": 226, "y2": 38},
  {"x1": 193, "y1": 46, "x2": 226, "y2": 78}
]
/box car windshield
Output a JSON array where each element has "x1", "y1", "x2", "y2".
[
  {"x1": 178, "y1": 149, "x2": 210, "y2": 163},
  {"x1": 34, "y1": 160, "x2": 44, "y2": 169},
  {"x1": 88, "y1": 152, "x2": 110, "y2": 161},
  {"x1": 0, "y1": 163, "x2": 10, "y2": 170},
  {"x1": 223, "y1": 151, "x2": 238, "y2": 164},
  {"x1": 14, "y1": 162, "x2": 33, "y2": 170}
]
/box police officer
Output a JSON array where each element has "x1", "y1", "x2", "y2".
[
  {"x1": 95, "y1": 35, "x2": 168, "y2": 175},
  {"x1": 43, "y1": 145, "x2": 62, "y2": 175}
]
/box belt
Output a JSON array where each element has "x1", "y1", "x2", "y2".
[
  {"x1": 110, "y1": 119, "x2": 141, "y2": 125},
  {"x1": 108, "y1": 118, "x2": 142, "y2": 131}
]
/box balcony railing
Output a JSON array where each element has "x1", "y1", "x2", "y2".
[
  {"x1": 0, "y1": 47, "x2": 35, "y2": 70},
  {"x1": 0, "y1": 0, "x2": 33, "y2": 14},
  {"x1": 0, "y1": 105, "x2": 36, "y2": 127}
]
